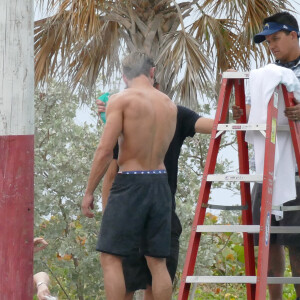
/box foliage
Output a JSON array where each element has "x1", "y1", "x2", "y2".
[
  {"x1": 34, "y1": 0, "x2": 295, "y2": 106},
  {"x1": 34, "y1": 81, "x2": 106, "y2": 299}
]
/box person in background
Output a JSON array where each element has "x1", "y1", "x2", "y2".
[{"x1": 33, "y1": 237, "x2": 57, "y2": 300}]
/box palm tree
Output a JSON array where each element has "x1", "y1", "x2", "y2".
[{"x1": 35, "y1": 0, "x2": 295, "y2": 107}]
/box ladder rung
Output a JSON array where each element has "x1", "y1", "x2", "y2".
[
  {"x1": 222, "y1": 72, "x2": 249, "y2": 79},
  {"x1": 272, "y1": 205, "x2": 300, "y2": 212},
  {"x1": 202, "y1": 203, "x2": 248, "y2": 211},
  {"x1": 207, "y1": 174, "x2": 263, "y2": 182},
  {"x1": 216, "y1": 124, "x2": 289, "y2": 131},
  {"x1": 186, "y1": 276, "x2": 300, "y2": 284},
  {"x1": 196, "y1": 225, "x2": 300, "y2": 234},
  {"x1": 217, "y1": 124, "x2": 266, "y2": 131}
]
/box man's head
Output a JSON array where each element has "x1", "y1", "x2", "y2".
[
  {"x1": 254, "y1": 12, "x2": 300, "y2": 63},
  {"x1": 254, "y1": 12, "x2": 299, "y2": 44},
  {"x1": 122, "y1": 52, "x2": 155, "y2": 85}
]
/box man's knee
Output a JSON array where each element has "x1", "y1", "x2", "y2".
[{"x1": 145, "y1": 256, "x2": 166, "y2": 270}]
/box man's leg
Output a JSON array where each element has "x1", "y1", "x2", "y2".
[
  {"x1": 145, "y1": 256, "x2": 172, "y2": 300},
  {"x1": 288, "y1": 246, "x2": 300, "y2": 297},
  {"x1": 100, "y1": 253, "x2": 126, "y2": 300},
  {"x1": 144, "y1": 285, "x2": 154, "y2": 300},
  {"x1": 268, "y1": 244, "x2": 285, "y2": 300},
  {"x1": 124, "y1": 291, "x2": 135, "y2": 300}
]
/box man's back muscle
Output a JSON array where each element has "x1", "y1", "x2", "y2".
[{"x1": 113, "y1": 85, "x2": 176, "y2": 171}]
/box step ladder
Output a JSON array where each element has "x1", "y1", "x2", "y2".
[{"x1": 178, "y1": 72, "x2": 300, "y2": 300}]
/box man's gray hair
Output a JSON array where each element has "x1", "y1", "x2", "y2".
[{"x1": 122, "y1": 52, "x2": 155, "y2": 80}]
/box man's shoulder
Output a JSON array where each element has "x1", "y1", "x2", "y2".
[{"x1": 107, "y1": 91, "x2": 131, "y2": 107}]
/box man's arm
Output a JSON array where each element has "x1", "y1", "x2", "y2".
[
  {"x1": 82, "y1": 95, "x2": 123, "y2": 218},
  {"x1": 195, "y1": 117, "x2": 214, "y2": 134},
  {"x1": 33, "y1": 272, "x2": 51, "y2": 300},
  {"x1": 101, "y1": 159, "x2": 118, "y2": 211}
]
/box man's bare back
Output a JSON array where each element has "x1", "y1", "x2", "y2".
[{"x1": 106, "y1": 82, "x2": 177, "y2": 172}]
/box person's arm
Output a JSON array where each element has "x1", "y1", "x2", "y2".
[
  {"x1": 101, "y1": 159, "x2": 118, "y2": 211},
  {"x1": 96, "y1": 99, "x2": 106, "y2": 114},
  {"x1": 194, "y1": 117, "x2": 214, "y2": 134},
  {"x1": 82, "y1": 95, "x2": 123, "y2": 218},
  {"x1": 33, "y1": 272, "x2": 51, "y2": 300}
]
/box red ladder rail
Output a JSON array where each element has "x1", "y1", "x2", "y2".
[
  {"x1": 282, "y1": 85, "x2": 300, "y2": 170},
  {"x1": 255, "y1": 86, "x2": 279, "y2": 299}
]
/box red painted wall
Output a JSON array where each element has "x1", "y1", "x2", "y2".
[{"x1": 0, "y1": 135, "x2": 34, "y2": 299}]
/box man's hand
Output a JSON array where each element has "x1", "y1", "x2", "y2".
[
  {"x1": 232, "y1": 105, "x2": 244, "y2": 120},
  {"x1": 36, "y1": 283, "x2": 51, "y2": 300},
  {"x1": 96, "y1": 99, "x2": 106, "y2": 114},
  {"x1": 34, "y1": 237, "x2": 48, "y2": 253},
  {"x1": 284, "y1": 103, "x2": 300, "y2": 121},
  {"x1": 82, "y1": 194, "x2": 95, "y2": 218}
]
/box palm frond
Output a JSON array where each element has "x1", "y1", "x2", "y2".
[
  {"x1": 35, "y1": 1, "x2": 120, "y2": 96},
  {"x1": 158, "y1": 30, "x2": 213, "y2": 108},
  {"x1": 35, "y1": 0, "x2": 297, "y2": 107}
]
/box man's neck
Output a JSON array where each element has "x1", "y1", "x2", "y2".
[
  {"x1": 127, "y1": 75, "x2": 153, "y2": 88},
  {"x1": 276, "y1": 52, "x2": 300, "y2": 68}
]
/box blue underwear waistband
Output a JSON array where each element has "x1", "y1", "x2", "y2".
[{"x1": 118, "y1": 169, "x2": 167, "y2": 175}]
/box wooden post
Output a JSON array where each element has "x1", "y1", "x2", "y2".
[{"x1": 0, "y1": 0, "x2": 34, "y2": 299}]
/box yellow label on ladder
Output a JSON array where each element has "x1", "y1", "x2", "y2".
[{"x1": 271, "y1": 118, "x2": 277, "y2": 144}]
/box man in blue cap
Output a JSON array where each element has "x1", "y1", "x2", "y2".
[{"x1": 234, "y1": 11, "x2": 300, "y2": 300}]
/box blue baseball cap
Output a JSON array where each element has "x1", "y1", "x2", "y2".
[{"x1": 254, "y1": 22, "x2": 300, "y2": 43}]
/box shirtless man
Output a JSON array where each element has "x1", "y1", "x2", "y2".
[{"x1": 81, "y1": 52, "x2": 177, "y2": 300}]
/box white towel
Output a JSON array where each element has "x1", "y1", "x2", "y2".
[{"x1": 246, "y1": 64, "x2": 300, "y2": 219}]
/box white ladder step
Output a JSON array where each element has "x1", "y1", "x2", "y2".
[
  {"x1": 215, "y1": 124, "x2": 289, "y2": 138},
  {"x1": 186, "y1": 276, "x2": 300, "y2": 284},
  {"x1": 222, "y1": 72, "x2": 249, "y2": 79},
  {"x1": 196, "y1": 225, "x2": 300, "y2": 234},
  {"x1": 207, "y1": 174, "x2": 263, "y2": 182},
  {"x1": 218, "y1": 124, "x2": 266, "y2": 131},
  {"x1": 217, "y1": 124, "x2": 289, "y2": 131}
]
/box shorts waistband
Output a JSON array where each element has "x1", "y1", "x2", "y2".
[{"x1": 118, "y1": 169, "x2": 167, "y2": 175}]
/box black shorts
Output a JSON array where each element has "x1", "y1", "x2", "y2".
[
  {"x1": 96, "y1": 172, "x2": 172, "y2": 258},
  {"x1": 122, "y1": 210, "x2": 182, "y2": 292},
  {"x1": 252, "y1": 181, "x2": 300, "y2": 246}
]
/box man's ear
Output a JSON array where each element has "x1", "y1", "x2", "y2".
[{"x1": 291, "y1": 31, "x2": 299, "y2": 40}]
